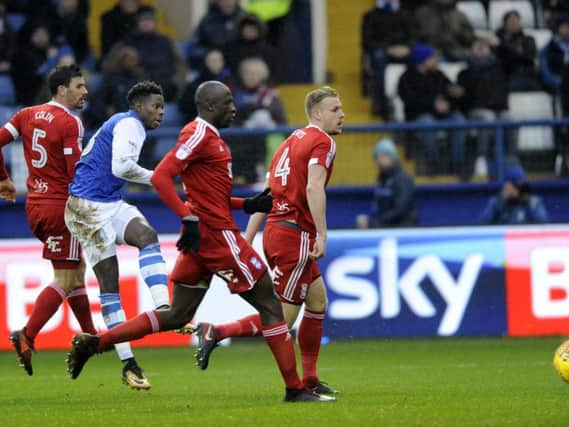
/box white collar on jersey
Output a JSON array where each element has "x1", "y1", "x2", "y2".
[
  {"x1": 306, "y1": 123, "x2": 331, "y2": 137},
  {"x1": 47, "y1": 100, "x2": 71, "y2": 114},
  {"x1": 196, "y1": 117, "x2": 220, "y2": 136}
]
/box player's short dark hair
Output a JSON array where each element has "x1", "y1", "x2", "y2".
[
  {"x1": 48, "y1": 64, "x2": 83, "y2": 95},
  {"x1": 126, "y1": 81, "x2": 163, "y2": 106},
  {"x1": 305, "y1": 86, "x2": 339, "y2": 119}
]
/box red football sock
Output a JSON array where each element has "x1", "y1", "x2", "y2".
[
  {"x1": 299, "y1": 309, "x2": 325, "y2": 387},
  {"x1": 262, "y1": 321, "x2": 303, "y2": 390},
  {"x1": 25, "y1": 283, "x2": 66, "y2": 340},
  {"x1": 98, "y1": 310, "x2": 161, "y2": 352},
  {"x1": 214, "y1": 314, "x2": 263, "y2": 340},
  {"x1": 67, "y1": 285, "x2": 97, "y2": 335}
]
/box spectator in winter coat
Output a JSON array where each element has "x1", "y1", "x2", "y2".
[
  {"x1": 100, "y1": 0, "x2": 140, "y2": 58},
  {"x1": 480, "y1": 165, "x2": 549, "y2": 224},
  {"x1": 398, "y1": 44, "x2": 466, "y2": 174},
  {"x1": 542, "y1": 0, "x2": 569, "y2": 29},
  {"x1": 357, "y1": 138, "x2": 417, "y2": 228},
  {"x1": 457, "y1": 38, "x2": 513, "y2": 178},
  {"x1": 496, "y1": 10, "x2": 541, "y2": 91},
  {"x1": 540, "y1": 15, "x2": 569, "y2": 94},
  {"x1": 83, "y1": 45, "x2": 142, "y2": 129},
  {"x1": 0, "y1": 3, "x2": 16, "y2": 77},
  {"x1": 415, "y1": 0, "x2": 475, "y2": 61},
  {"x1": 361, "y1": 0, "x2": 414, "y2": 116},
  {"x1": 178, "y1": 49, "x2": 232, "y2": 122},
  {"x1": 186, "y1": 0, "x2": 245, "y2": 68},
  {"x1": 223, "y1": 14, "x2": 277, "y2": 81},
  {"x1": 123, "y1": 6, "x2": 184, "y2": 101}
]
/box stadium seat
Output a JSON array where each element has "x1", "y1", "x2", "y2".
[
  {"x1": 161, "y1": 103, "x2": 184, "y2": 128},
  {"x1": 6, "y1": 13, "x2": 26, "y2": 32},
  {"x1": 457, "y1": 1, "x2": 488, "y2": 30},
  {"x1": 525, "y1": 28, "x2": 552, "y2": 52},
  {"x1": 153, "y1": 136, "x2": 178, "y2": 163},
  {"x1": 87, "y1": 73, "x2": 103, "y2": 93},
  {"x1": 384, "y1": 64, "x2": 407, "y2": 121},
  {"x1": 439, "y1": 62, "x2": 468, "y2": 82},
  {"x1": 508, "y1": 92, "x2": 554, "y2": 150},
  {"x1": 0, "y1": 105, "x2": 19, "y2": 124},
  {"x1": 489, "y1": 1, "x2": 535, "y2": 31},
  {"x1": 0, "y1": 75, "x2": 16, "y2": 105}
]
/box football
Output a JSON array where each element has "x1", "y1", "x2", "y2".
[{"x1": 553, "y1": 341, "x2": 569, "y2": 382}]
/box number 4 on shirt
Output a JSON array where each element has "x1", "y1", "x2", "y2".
[{"x1": 274, "y1": 147, "x2": 290, "y2": 186}]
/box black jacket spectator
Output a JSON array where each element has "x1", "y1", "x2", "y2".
[
  {"x1": 83, "y1": 45, "x2": 142, "y2": 129},
  {"x1": 543, "y1": 0, "x2": 569, "y2": 29},
  {"x1": 48, "y1": 0, "x2": 90, "y2": 64},
  {"x1": 361, "y1": 3, "x2": 414, "y2": 53},
  {"x1": 398, "y1": 67, "x2": 454, "y2": 120},
  {"x1": 123, "y1": 7, "x2": 182, "y2": 101},
  {"x1": 540, "y1": 17, "x2": 569, "y2": 92},
  {"x1": 223, "y1": 14, "x2": 277, "y2": 81},
  {"x1": 193, "y1": 0, "x2": 244, "y2": 50},
  {"x1": 12, "y1": 23, "x2": 67, "y2": 105},
  {"x1": 0, "y1": 4, "x2": 16, "y2": 75},
  {"x1": 100, "y1": 0, "x2": 140, "y2": 58},
  {"x1": 496, "y1": 11, "x2": 540, "y2": 91},
  {"x1": 458, "y1": 58, "x2": 508, "y2": 112},
  {"x1": 178, "y1": 49, "x2": 231, "y2": 122}
]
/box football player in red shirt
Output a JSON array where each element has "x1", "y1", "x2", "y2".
[
  {"x1": 193, "y1": 87, "x2": 345, "y2": 395},
  {"x1": 0, "y1": 65, "x2": 97, "y2": 375},
  {"x1": 66, "y1": 81, "x2": 334, "y2": 402}
]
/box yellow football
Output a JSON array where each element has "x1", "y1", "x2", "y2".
[{"x1": 553, "y1": 341, "x2": 569, "y2": 382}]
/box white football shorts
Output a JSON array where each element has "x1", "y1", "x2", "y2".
[{"x1": 64, "y1": 195, "x2": 144, "y2": 267}]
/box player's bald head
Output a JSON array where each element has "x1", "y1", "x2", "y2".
[
  {"x1": 195, "y1": 81, "x2": 231, "y2": 111},
  {"x1": 195, "y1": 80, "x2": 236, "y2": 128}
]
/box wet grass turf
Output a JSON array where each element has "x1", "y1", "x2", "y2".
[{"x1": 1, "y1": 337, "x2": 568, "y2": 426}]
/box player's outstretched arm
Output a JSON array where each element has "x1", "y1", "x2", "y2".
[{"x1": 307, "y1": 164, "x2": 328, "y2": 260}]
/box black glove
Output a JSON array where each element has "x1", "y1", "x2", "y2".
[
  {"x1": 176, "y1": 215, "x2": 200, "y2": 253},
  {"x1": 243, "y1": 188, "x2": 273, "y2": 214}
]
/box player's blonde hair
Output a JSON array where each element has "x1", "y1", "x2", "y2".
[{"x1": 305, "y1": 86, "x2": 339, "y2": 119}]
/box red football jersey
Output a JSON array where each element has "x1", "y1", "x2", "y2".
[
  {"x1": 267, "y1": 124, "x2": 336, "y2": 235},
  {"x1": 0, "y1": 101, "x2": 83, "y2": 202},
  {"x1": 155, "y1": 117, "x2": 237, "y2": 230}
]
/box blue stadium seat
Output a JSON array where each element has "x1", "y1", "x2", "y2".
[
  {"x1": 0, "y1": 105, "x2": 19, "y2": 124},
  {"x1": 6, "y1": 13, "x2": 26, "y2": 32},
  {"x1": 153, "y1": 136, "x2": 178, "y2": 163},
  {"x1": 0, "y1": 75, "x2": 16, "y2": 105},
  {"x1": 161, "y1": 102, "x2": 184, "y2": 128},
  {"x1": 87, "y1": 73, "x2": 103, "y2": 93}
]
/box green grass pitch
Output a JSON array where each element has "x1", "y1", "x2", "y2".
[{"x1": 1, "y1": 337, "x2": 568, "y2": 426}]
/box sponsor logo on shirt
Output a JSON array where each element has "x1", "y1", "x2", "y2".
[
  {"x1": 176, "y1": 144, "x2": 192, "y2": 160},
  {"x1": 326, "y1": 152, "x2": 333, "y2": 168},
  {"x1": 33, "y1": 178, "x2": 48, "y2": 193}
]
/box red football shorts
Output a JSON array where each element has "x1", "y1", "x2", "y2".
[
  {"x1": 25, "y1": 201, "x2": 81, "y2": 268},
  {"x1": 263, "y1": 222, "x2": 321, "y2": 305},
  {"x1": 170, "y1": 224, "x2": 267, "y2": 294}
]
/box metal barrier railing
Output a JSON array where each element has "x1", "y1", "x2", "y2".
[{"x1": 102, "y1": 118, "x2": 569, "y2": 182}]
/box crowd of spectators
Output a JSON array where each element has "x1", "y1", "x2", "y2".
[
  {"x1": 362, "y1": 0, "x2": 569, "y2": 179},
  {"x1": 1, "y1": 0, "x2": 288, "y2": 128},
  {"x1": 0, "y1": 0, "x2": 290, "y2": 181}
]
